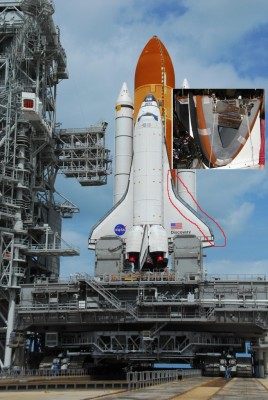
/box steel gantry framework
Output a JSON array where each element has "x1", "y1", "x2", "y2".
[
  {"x1": 16, "y1": 272, "x2": 268, "y2": 377},
  {"x1": 0, "y1": 0, "x2": 111, "y2": 368}
]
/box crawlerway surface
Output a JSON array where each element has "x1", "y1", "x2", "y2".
[{"x1": 2, "y1": 377, "x2": 268, "y2": 400}]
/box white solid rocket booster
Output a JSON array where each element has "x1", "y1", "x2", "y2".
[{"x1": 114, "y1": 82, "x2": 133, "y2": 205}]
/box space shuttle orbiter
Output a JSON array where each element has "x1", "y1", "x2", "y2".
[{"x1": 89, "y1": 91, "x2": 213, "y2": 270}]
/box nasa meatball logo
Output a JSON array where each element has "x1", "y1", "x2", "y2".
[{"x1": 114, "y1": 224, "x2": 126, "y2": 236}]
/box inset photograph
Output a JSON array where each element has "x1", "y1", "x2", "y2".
[{"x1": 173, "y1": 89, "x2": 265, "y2": 169}]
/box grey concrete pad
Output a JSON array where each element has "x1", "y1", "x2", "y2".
[
  {"x1": 0, "y1": 389, "x2": 123, "y2": 400},
  {"x1": 210, "y1": 378, "x2": 268, "y2": 400},
  {"x1": 1, "y1": 377, "x2": 268, "y2": 400}
]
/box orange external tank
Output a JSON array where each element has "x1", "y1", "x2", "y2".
[{"x1": 134, "y1": 35, "x2": 175, "y2": 165}]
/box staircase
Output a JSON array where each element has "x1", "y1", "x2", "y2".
[{"x1": 85, "y1": 278, "x2": 138, "y2": 320}]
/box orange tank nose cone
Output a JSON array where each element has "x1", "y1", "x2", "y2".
[{"x1": 135, "y1": 35, "x2": 175, "y2": 90}]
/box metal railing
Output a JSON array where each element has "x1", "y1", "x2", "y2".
[
  {"x1": 206, "y1": 274, "x2": 266, "y2": 282},
  {"x1": 0, "y1": 368, "x2": 89, "y2": 379},
  {"x1": 64, "y1": 273, "x2": 267, "y2": 284},
  {"x1": 127, "y1": 369, "x2": 201, "y2": 390}
]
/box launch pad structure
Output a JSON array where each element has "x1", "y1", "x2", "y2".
[
  {"x1": 0, "y1": 0, "x2": 268, "y2": 380},
  {"x1": 0, "y1": 0, "x2": 111, "y2": 368}
]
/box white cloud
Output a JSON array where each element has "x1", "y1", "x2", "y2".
[
  {"x1": 194, "y1": 170, "x2": 267, "y2": 246},
  {"x1": 171, "y1": 0, "x2": 268, "y2": 61},
  {"x1": 205, "y1": 259, "x2": 268, "y2": 277},
  {"x1": 196, "y1": 169, "x2": 268, "y2": 218},
  {"x1": 54, "y1": 0, "x2": 268, "y2": 133},
  {"x1": 219, "y1": 202, "x2": 255, "y2": 236}
]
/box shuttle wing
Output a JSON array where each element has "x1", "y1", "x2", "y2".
[
  {"x1": 88, "y1": 166, "x2": 134, "y2": 249},
  {"x1": 163, "y1": 144, "x2": 214, "y2": 248}
]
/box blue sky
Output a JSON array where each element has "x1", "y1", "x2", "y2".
[{"x1": 53, "y1": 0, "x2": 268, "y2": 278}]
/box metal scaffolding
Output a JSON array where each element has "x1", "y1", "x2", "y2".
[
  {"x1": 0, "y1": 0, "x2": 110, "y2": 367},
  {"x1": 56, "y1": 124, "x2": 112, "y2": 186}
]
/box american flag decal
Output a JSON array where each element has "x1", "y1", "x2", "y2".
[{"x1": 171, "y1": 222, "x2": 183, "y2": 229}]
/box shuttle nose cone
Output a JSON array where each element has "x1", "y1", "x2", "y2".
[{"x1": 144, "y1": 93, "x2": 156, "y2": 103}]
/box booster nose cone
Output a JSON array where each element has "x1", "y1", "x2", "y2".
[
  {"x1": 116, "y1": 82, "x2": 133, "y2": 107},
  {"x1": 181, "y1": 78, "x2": 190, "y2": 89}
]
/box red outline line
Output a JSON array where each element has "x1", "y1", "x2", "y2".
[{"x1": 167, "y1": 170, "x2": 226, "y2": 248}]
